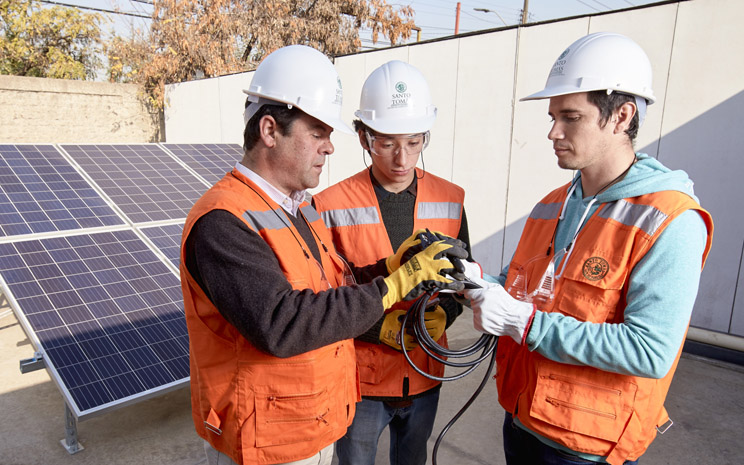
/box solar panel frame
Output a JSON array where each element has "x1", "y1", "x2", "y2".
[
  {"x1": 161, "y1": 143, "x2": 242, "y2": 185},
  {"x1": 138, "y1": 222, "x2": 184, "y2": 270}
]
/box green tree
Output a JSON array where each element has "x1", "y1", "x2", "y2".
[
  {"x1": 0, "y1": 0, "x2": 104, "y2": 79},
  {"x1": 106, "y1": 0, "x2": 416, "y2": 108}
]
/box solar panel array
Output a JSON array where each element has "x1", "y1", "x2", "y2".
[
  {"x1": 0, "y1": 145, "x2": 124, "y2": 237},
  {"x1": 0, "y1": 143, "x2": 238, "y2": 419},
  {"x1": 162, "y1": 143, "x2": 242, "y2": 185}
]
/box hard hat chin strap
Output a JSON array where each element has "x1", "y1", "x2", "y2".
[
  {"x1": 243, "y1": 97, "x2": 292, "y2": 126},
  {"x1": 634, "y1": 96, "x2": 647, "y2": 127}
]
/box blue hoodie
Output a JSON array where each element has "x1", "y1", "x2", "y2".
[{"x1": 489, "y1": 153, "x2": 709, "y2": 378}]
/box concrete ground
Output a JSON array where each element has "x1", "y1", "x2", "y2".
[{"x1": 2, "y1": 302, "x2": 743, "y2": 465}]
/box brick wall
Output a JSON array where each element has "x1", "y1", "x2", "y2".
[{"x1": 0, "y1": 75, "x2": 162, "y2": 143}]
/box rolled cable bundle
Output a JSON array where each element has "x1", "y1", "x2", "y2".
[{"x1": 400, "y1": 281, "x2": 498, "y2": 465}]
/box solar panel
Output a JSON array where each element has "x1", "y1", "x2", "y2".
[
  {"x1": 0, "y1": 229, "x2": 189, "y2": 418},
  {"x1": 162, "y1": 143, "x2": 242, "y2": 184},
  {"x1": 59, "y1": 144, "x2": 208, "y2": 224},
  {"x1": 139, "y1": 223, "x2": 184, "y2": 269},
  {"x1": 0, "y1": 144, "x2": 125, "y2": 237}
]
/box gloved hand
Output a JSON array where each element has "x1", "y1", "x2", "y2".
[
  {"x1": 422, "y1": 304, "x2": 447, "y2": 342},
  {"x1": 382, "y1": 240, "x2": 465, "y2": 309},
  {"x1": 460, "y1": 260, "x2": 490, "y2": 288},
  {"x1": 380, "y1": 310, "x2": 418, "y2": 351},
  {"x1": 386, "y1": 229, "x2": 425, "y2": 273},
  {"x1": 464, "y1": 284, "x2": 537, "y2": 344},
  {"x1": 386, "y1": 229, "x2": 469, "y2": 276}
]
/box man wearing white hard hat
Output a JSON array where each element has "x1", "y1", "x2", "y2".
[
  {"x1": 180, "y1": 46, "x2": 468, "y2": 465},
  {"x1": 313, "y1": 60, "x2": 472, "y2": 465},
  {"x1": 459, "y1": 32, "x2": 713, "y2": 464}
]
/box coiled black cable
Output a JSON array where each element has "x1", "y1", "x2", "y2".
[{"x1": 400, "y1": 287, "x2": 498, "y2": 465}]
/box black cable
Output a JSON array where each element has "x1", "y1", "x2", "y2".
[{"x1": 395, "y1": 231, "x2": 499, "y2": 465}]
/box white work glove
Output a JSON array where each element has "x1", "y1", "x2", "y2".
[
  {"x1": 464, "y1": 283, "x2": 536, "y2": 345},
  {"x1": 460, "y1": 260, "x2": 492, "y2": 289}
]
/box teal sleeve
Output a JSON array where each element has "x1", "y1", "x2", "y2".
[{"x1": 525, "y1": 209, "x2": 707, "y2": 378}]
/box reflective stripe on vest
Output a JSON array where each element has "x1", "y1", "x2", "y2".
[
  {"x1": 529, "y1": 202, "x2": 563, "y2": 220},
  {"x1": 417, "y1": 201, "x2": 462, "y2": 220},
  {"x1": 242, "y1": 208, "x2": 288, "y2": 231},
  {"x1": 320, "y1": 206, "x2": 380, "y2": 228},
  {"x1": 599, "y1": 199, "x2": 668, "y2": 237}
]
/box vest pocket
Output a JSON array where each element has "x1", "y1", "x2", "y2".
[
  {"x1": 530, "y1": 361, "x2": 638, "y2": 442},
  {"x1": 254, "y1": 387, "x2": 337, "y2": 447}
]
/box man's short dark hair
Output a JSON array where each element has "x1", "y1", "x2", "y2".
[
  {"x1": 243, "y1": 99, "x2": 303, "y2": 151},
  {"x1": 586, "y1": 90, "x2": 640, "y2": 142},
  {"x1": 352, "y1": 119, "x2": 368, "y2": 134}
]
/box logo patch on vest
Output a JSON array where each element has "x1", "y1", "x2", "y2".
[{"x1": 582, "y1": 257, "x2": 609, "y2": 281}]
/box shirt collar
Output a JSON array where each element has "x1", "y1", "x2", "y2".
[
  {"x1": 235, "y1": 163, "x2": 305, "y2": 216},
  {"x1": 369, "y1": 169, "x2": 418, "y2": 200}
]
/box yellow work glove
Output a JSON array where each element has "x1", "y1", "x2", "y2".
[
  {"x1": 380, "y1": 310, "x2": 418, "y2": 351},
  {"x1": 381, "y1": 240, "x2": 465, "y2": 309},
  {"x1": 423, "y1": 304, "x2": 447, "y2": 342},
  {"x1": 385, "y1": 229, "x2": 427, "y2": 273},
  {"x1": 386, "y1": 229, "x2": 469, "y2": 274}
]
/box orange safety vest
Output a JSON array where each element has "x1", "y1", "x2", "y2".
[
  {"x1": 180, "y1": 168, "x2": 359, "y2": 465},
  {"x1": 497, "y1": 184, "x2": 713, "y2": 465},
  {"x1": 313, "y1": 168, "x2": 464, "y2": 398}
]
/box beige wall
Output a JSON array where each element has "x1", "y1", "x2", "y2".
[
  {"x1": 0, "y1": 75, "x2": 162, "y2": 143},
  {"x1": 164, "y1": 0, "x2": 744, "y2": 338}
]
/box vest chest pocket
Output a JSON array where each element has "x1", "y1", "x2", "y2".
[
  {"x1": 556, "y1": 250, "x2": 627, "y2": 323},
  {"x1": 530, "y1": 361, "x2": 638, "y2": 442},
  {"x1": 254, "y1": 387, "x2": 338, "y2": 447}
]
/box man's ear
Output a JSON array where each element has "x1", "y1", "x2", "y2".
[
  {"x1": 613, "y1": 101, "x2": 636, "y2": 135},
  {"x1": 259, "y1": 115, "x2": 278, "y2": 148},
  {"x1": 358, "y1": 129, "x2": 370, "y2": 151}
]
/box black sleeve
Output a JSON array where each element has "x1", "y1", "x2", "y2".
[{"x1": 185, "y1": 210, "x2": 386, "y2": 358}]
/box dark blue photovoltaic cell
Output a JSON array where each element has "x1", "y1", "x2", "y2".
[
  {"x1": 0, "y1": 144, "x2": 125, "y2": 237},
  {"x1": 140, "y1": 223, "x2": 183, "y2": 268},
  {"x1": 60, "y1": 144, "x2": 207, "y2": 224},
  {"x1": 162, "y1": 143, "x2": 242, "y2": 185},
  {"x1": 0, "y1": 230, "x2": 189, "y2": 414}
]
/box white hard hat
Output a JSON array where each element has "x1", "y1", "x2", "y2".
[
  {"x1": 355, "y1": 60, "x2": 437, "y2": 134},
  {"x1": 243, "y1": 45, "x2": 353, "y2": 134},
  {"x1": 521, "y1": 32, "x2": 656, "y2": 105}
]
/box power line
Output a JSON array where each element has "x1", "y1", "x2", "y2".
[
  {"x1": 589, "y1": 0, "x2": 612, "y2": 9},
  {"x1": 39, "y1": 0, "x2": 153, "y2": 19},
  {"x1": 574, "y1": 0, "x2": 602, "y2": 12}
]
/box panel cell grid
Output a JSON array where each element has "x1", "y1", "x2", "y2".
[
  {"x1": 60, "y1": 144, "x2": 206, "y2": 224},
  {"x1": 0, "y1": 144, "x2": 125, "y2": 237},
  {"x1": 163, "y1": 143, "x2": 242, "y2": 185},
  {"x1": 0, "y1": 230, "x2": 189, "y2": 415},
  {"x1": 140, "y1": 223, "x2": 184, "y2": 268}
]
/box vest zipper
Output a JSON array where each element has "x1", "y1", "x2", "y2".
[
  {"x1": 267, "y1": 389, "x2": 325, "y2": 405},
  {"x1": 264, "y1": 408, "x2": 330, "y2": 425},
  {"x1": 545, "y1": 396, "x2": 617, "y2": 420}
]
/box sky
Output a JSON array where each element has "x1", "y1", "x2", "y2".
[{"x1": 42, "y1": 0, "x2": 665, "y2": 50}]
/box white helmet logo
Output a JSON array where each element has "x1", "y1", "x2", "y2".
[
  {"x1": 549, "y1": 47, "x2": 570, "y2": 78},
  {"x1": 391, "y1": 81, "x2": 410, "y2": 109}
]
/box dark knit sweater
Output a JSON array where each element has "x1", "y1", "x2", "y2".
[{"x1": 184, "y1": 208, "x2": 388, "y2": 358}]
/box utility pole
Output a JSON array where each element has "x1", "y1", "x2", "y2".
[
  {"x1": 455, "y1": 2, "x2": 461, "y2": 35},
  {"x1": 521, "y1": 0, "x2": 530, "y2": 24}
]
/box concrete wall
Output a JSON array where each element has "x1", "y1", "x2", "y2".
[
  {"x1": 0, "y1": 75, "x2": 162, "y2": 143},
  {"x1": 163, "y1": 0, "x2": 744, "y2": 338}
]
